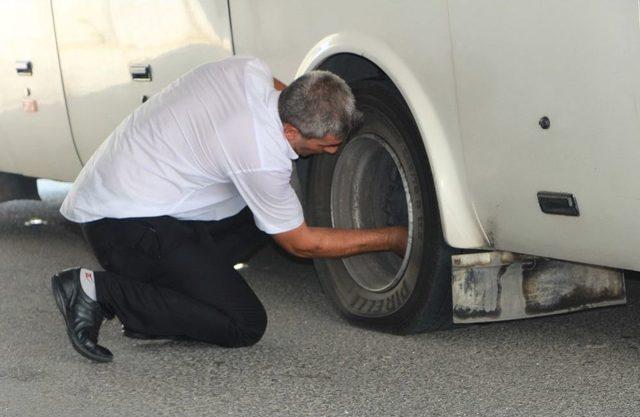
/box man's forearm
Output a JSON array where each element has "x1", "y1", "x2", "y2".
[
  {"x1": 273, "y1": 221, "x2": 408, "y2": 259},
  {"x1": 297, "y1": 226, "x2": 404, "y2": 258}
]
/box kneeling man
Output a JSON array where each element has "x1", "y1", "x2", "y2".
[{"x1": 51, "y1": 56, "x2": 407, "y2": 362}]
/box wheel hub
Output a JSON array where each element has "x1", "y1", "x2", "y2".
[{"x1": 330, "y1": 133, "x2": 413, "y2": 293}]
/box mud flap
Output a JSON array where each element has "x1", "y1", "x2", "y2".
[{"x1": 451, "y1": 252, "x2": 626, "y2": 324}]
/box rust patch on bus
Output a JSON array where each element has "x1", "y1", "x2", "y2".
[
  {"x1": 452, "y1": 252, "x2": 626, "y2": 324},
  {"x1": 522, "y1": 260, "x2": 625, "y2": 315}
]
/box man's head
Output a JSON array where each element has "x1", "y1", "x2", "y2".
[{"x1": 278, "y1": 70, "x2": 362, "y2": 157}]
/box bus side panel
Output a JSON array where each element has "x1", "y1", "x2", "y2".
[{"x1": 0, "y1": 0, "x2": 82, "y2": 181}]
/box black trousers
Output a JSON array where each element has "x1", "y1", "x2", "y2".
[{"x1": 81, "y1": 207, "x2": 269, "y2": 347}]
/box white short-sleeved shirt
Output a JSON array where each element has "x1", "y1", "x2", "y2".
[{"x1": 60, "y1": 56, "x2": 304, "y2": 234}]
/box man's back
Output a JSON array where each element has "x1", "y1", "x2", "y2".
[{"x1": 61, "y1": 56, "x2": 299, "y2": 228}]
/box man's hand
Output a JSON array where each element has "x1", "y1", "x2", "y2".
[{"x1": 273, "y1": 222, "x2": 409, "y2": 259}]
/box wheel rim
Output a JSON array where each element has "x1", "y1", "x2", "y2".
[{"x1": 330, "y1": 133, "x2": 413, "y2": 293}]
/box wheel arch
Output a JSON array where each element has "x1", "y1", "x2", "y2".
[{"x1": 295, "y1": 32, "x2": 488, "y2": 249}]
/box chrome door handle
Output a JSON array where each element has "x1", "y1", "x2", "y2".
[
  {"x1": 129, "y1": 64, "x2": 152, "y2": 81},
  {"x1": 16, "y1": 61, "x2": 32, "y2": 76}
]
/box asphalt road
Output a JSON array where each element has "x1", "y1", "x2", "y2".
[{"x1": 1, "y1": 180, "x2": 639, "y2": 417}]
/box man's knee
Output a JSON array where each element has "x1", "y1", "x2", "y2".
[{"x1": 227, "y1": 306, "x2": 267, "y2": 347}]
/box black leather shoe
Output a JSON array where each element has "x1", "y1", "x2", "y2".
[
  {"x1": 51, "y1": 268, "x2": 113, "y2": 363},
  {"x1": 122, "y1": 326, "x2": 188, "y2": 341}
]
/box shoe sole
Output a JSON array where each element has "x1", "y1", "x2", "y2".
[{"x1": 51, "y1": 274, "x2": 113, "y2": 363}]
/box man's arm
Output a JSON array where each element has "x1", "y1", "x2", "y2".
[{"x1": 273, "y1": 222, "x2": 408, "y2": 259}]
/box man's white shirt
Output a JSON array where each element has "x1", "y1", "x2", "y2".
[{"x1": 60, "y1": 56, "x2": 304, "y2": 234}]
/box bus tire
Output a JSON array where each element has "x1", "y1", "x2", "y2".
[{"x1": 307, "y1": 79, "x2": 454, "y2": 334}]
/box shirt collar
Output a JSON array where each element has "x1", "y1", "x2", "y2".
[{"x1": 270, "y1": 90, "x2": 299, "y2": 160}]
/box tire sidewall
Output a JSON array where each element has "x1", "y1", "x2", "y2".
[{"x1": 307, "y1": 80, "x2": 452, "y2": 332}]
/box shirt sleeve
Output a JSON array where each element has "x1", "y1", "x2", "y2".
[{"x1": 229, "y1": 168, "x2": 304, "y2": 234}]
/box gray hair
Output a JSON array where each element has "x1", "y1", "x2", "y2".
[{"x1": 278, "y1": 70, "x2": 362, "y2": 140}]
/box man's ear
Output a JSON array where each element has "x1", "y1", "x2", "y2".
[{"x1": 283, "y1": 123, "x2": 300, "y2": 141}]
